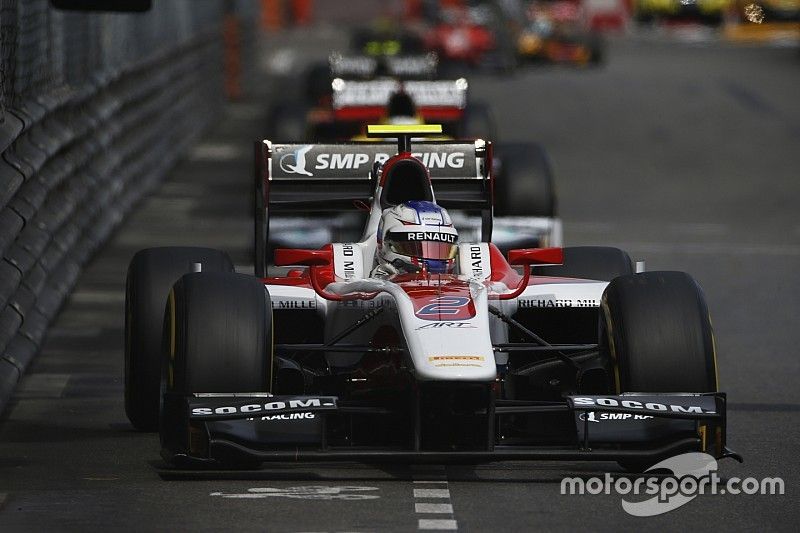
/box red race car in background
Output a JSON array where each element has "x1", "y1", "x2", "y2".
[{"x1": 422, "y1": 2, "x2": 518, "y2": 72}]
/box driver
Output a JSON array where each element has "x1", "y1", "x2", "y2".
[{"x1": 373, "y1": 200, "x2": 459, "y2": 278}]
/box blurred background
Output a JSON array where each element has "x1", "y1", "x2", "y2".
[{"x1": 0, "y1": 0, "x2": 798, "y2": 530}]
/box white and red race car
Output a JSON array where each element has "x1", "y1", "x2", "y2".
[{"x1": 124, "y1": 125, "x2": 739, "y2": 469}]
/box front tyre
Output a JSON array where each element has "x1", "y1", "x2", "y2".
[
  {"x1": 600, "y1": 272, "x2": 718, "y2": 472},
  {"x1": 600, "y1": 271, "x2": 718, "y2": 393},
  {"x1": 160, "y1": 272, "x2": 272, "y2": 467}
]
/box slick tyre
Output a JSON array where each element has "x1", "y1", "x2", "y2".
[
  {"x1": 461, "y1": 101, "x2": 497, "y2": 141},
  {"x1": 600, "y1": 271, "x2": 718, "y2": 473},
  {"x1": 599, "y1": 271, "x2": 718, "y2": 394},
  {"x1": 494, "y1": 143, "x2": 556, "y2": 217},
  {"x1": 160, "y1": 272, "x2": 272, "y2": 467},
  {"x1": 535, "y1": 247, "x2": 633, "y2": 281},
  {"x1": 125, "y1": 247, "x2": 233, "y2": 431}
]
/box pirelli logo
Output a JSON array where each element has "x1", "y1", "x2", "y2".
[{"x1": 428, "y1": 355, "x2": 485, "y2": 368}]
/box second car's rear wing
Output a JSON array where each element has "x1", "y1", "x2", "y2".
[
  {"x1": 329, "y1": 52, "x2": 439, "y2": 79},
  {"x1": 331, "y1": 78, "x2": 468, "y2": 122},
  {"x1": 254, "y1": 138, "x2": 492, "y2": 276}
]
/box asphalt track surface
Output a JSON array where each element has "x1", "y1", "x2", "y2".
[{"x1": 1, "y1": 28, "x2": 798, "y2": 532}]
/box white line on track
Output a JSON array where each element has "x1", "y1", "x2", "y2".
[
  {"x1": 412, "y1": 466, "x2": 458, "y2": 531},
  {"x1": 416, "y1": 503, "x2": 454, "y2": 514},
  {"x1": 414, "y1": 489, "x2": 451, "y2": 498},
  {"x1": 418, "y1": 519, "x2": 458, "y2": 530}
]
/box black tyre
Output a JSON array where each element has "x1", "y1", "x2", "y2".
[
  {"x1": 125, "y1": 247, "x2": 233, "y2": 431},
  {"x1": 600, "y1": 271, "x2": 718, "y2": 394},
  {"x1": 460, "y1": 101, "x2": 497, "y2": 140},
  {"x1": 535, "y1": 247, "x2": 633, "y2": 281},
  {"x1": 305, "y1": 61, "x2": 332, "y2": 105},
  {"x1": 587, "y1": 34, "x2": 604, "y2": 65},
  {"x1": 494, "y1": 142, "x2": 556, "y2": 217},
  {"x1": 160, "y1": 272, "x2": 272, "y2": 467},
  {"x1": 164, "y1": 272, "x2": 272, "y2": 395}
]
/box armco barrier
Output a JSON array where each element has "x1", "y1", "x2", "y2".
[{"x1": 0, "y1": 26, "x2": 228, "y2": 413}]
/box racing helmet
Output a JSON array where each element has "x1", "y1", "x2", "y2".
[
  {"x1": 377, "y1": 200, "x2": 458, "y2": 274},
  {"x1": 385, "y1": 91, "x2": 422, "y2": 125}
]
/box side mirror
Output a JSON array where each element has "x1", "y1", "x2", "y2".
[
  {"x1": 273, "y1": 248, "x2": 332, "y2": 267},
  {"x1": 507, "y1": 247, "x2": 563, "y2": 266}
]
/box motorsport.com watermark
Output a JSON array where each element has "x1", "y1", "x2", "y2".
[{"x1": 561, "y1": 452, "x2": 784, "y2": 517}]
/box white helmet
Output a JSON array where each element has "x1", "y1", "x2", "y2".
[{"x1": 377, "y1": 200, "x2": 458, "y2": 274}]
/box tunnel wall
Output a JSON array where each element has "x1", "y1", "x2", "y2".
[{"x1": 0, "y1": 0, "x2": 258, "y2": 412}]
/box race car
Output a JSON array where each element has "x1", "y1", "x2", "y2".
[
  {"x1": 634, "y1": 0, "x2": 731, "y2": 24},
  {"x1": 517, "y1": 0, "x2": 604, "y2": 65},
  {"x1": 124, "y1": 125, "x2": 739, "y2": 470},
  {"x1": 274, "y1": 51, "x2": 466, "y2": 141},
  {"x1": 421, "y1": 2, "x2": 518, "y2": 72}
]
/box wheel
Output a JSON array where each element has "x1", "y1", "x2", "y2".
[
  {"x1": 587, "y1": 34, "x2": 604, "y2": 65},
  {"x1": 534, "y1": 247, "x2": 633, "y2": 281},
  {"x1": 160, "y1": 272, "x2": 272, "y2": 466},
  {"x1": 164, "y1": 272, "x2": 272, "y2": 394},
  {"x1": 600, "y1": 271, "x2": 718, "y2": 393},
  {"x1": 305, "y1": 61, "x2": 332, "y2": 105},
  {"x1": 125, "y1": 247, "x2": 233, "y2": 431},
  {"x1": 601, "y1": 271, "x2": 718, "y2": 473},
  {"x1": 460, "y1": 101, "x2": 497, "y2": 140},
  {"x1": 494, "y1": 142, "x2": 556, "y2": 218}
]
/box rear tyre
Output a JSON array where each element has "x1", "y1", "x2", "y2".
[
  {"x1": 587, "y1": 34, "x2": 604, "y2": 65},
  {"x1": 599, "y1": 272, "x2": 718, "y2": 472},
  {"x1": 534, "y1": 246, "x2": 633, "y2": 281},
  {"x1": 125, "y1": 247, "x2": 233, "y2": 431},
  {"x1": 494, "y1": 143, "x2": 556, "y2": 217},
  {"x1": 160, "y1": 272, "x2": 272, "y2": 467},
  {"x1": 460, "y1": 101, "x2": 497, "y2": 141}
]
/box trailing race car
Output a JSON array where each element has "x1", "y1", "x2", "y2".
[
  {"x1": 421, "y1": 2, "x2": 518, "y2": 72},
  {"x1": 124, "y1": 126, "x2": 739, "y2": 470},
  {"x1": 517, "y1": 0, "x2": 604, "y2": 65},
  {"x1": 633, "y1": 0, "x2": 731, "y2": 24}
]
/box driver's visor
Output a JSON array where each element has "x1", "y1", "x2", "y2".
[
  {"x1": 385, "y1": 230, "x2": 458, "y2": 260},
  {"x1": 389, "y1": 241, "x2": 458, "y2": 260}
]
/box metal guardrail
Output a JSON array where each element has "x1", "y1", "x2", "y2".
[{"x1": 0, "y1": 0, "x2": 256, "y2": 412}]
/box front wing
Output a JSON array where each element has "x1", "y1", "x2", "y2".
[{"x1": 161, "y1": 391, "x2": 739, "y2": 466}]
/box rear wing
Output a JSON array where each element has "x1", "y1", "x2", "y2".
[
  {"x1": 329, "y1": 52, "x2": 438, "y2": 79},
  {"x1": 331, "y1": 78, "x2": 467, "y2": 122},
  {"x1": 254, "y1": 139, "x2": 493, "y2": 276}
]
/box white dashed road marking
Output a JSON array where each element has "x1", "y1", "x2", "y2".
[
  {"x1": 418, "y1": 519, "x2": 458, "y2": 530},
  {"x1": 412, "y1": 467, "x2": 458, "y2": 531},
  {"x1": 416, "y1": 503, "x2": 454, "y2": 513}
]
